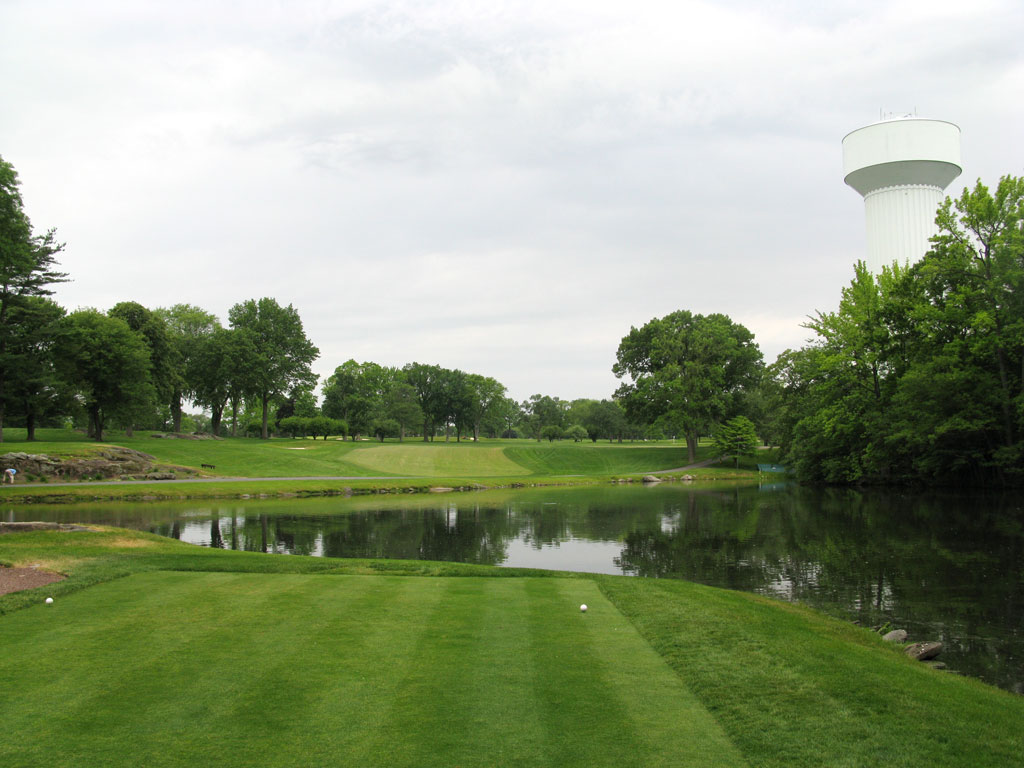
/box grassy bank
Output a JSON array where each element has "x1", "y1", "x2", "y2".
[
  {"x1": 1, "y1": 528, "x2": 1020, "y2": 767},
  {"x1": 0, "y1": 429, "x2": 769, "y2": 502}
]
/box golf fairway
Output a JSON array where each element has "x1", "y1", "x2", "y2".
[{"x1": 0, "y1": 572, "x2": 746, "y2": 767}]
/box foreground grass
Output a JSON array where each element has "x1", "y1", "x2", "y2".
[
  {"x1": 1, "y1": 528, "x2": 1021, "y2": 767},
  {"x1": 1, "y1": 572, "x2": 744, "y2": 768}
]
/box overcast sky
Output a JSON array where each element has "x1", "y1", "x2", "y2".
[{"x1": 2, "y1": 0, "x2": 1022, "y2": 403}]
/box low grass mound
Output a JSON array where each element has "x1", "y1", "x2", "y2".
[{"x1": 344, "y1": 442, "x2": 532, "y2": 477}]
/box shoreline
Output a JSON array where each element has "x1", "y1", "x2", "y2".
[{"x1": 0, "y1": 468, "x2": 766, "y2": 504}]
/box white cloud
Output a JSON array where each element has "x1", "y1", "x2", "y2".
[{"x1": 2, "y1": 0, "x2": 1022, "y2": 401}]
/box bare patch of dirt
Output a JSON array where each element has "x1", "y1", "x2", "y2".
[
  {"x1": 107, "y1": 537, "x2": 156, "y2": 548},
  {"x1": 0, "y1": 566, "x2": 65, "y2": 596}
]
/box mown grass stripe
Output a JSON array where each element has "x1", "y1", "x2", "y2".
[
  {"x1": 0, "y1": 573, "x2": 447, "y2": 768},
  {"x1": 550, "y1": 579, "x2": 749, "y2": 767},
  {"x1": 597, "y1": 575, "x2": 1024, "y2": 768}
]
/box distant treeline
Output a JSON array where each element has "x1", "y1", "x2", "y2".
[{"x1": 3, "y1": 153, "x2": 1020, "y2": 484}]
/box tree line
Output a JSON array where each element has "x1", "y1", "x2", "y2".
[
  {"x1": 0, "y1": 155, "x2": 658, "y2": 446},
  {"x1": 762, "y1": 176, "x2": 1024, "y2": 486},
  {"x1": 5, "y1": 152, "x2": 1019, "y2": 484}
]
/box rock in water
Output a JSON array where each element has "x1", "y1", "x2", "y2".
[
  {"x1": 905, "y1": 641, "x2": 943, "y2": 661},
  {"x1": 882, "y1": 629, "x2": 908, "y2": 643}
]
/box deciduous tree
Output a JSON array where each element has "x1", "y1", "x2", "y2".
[
  {"x1": 54, "y1": 310, "x2": 155, "y2": 441},
  {"x1": 0, "y1": 156, "x2": 67, "y2": 441},
  {"x1": 156, "y1": 304, "x2": 220, "y2": 433},
  {"x1": 228, "y1": 298, "x2": 318, "y2": 439},
  {"x1": 614, "y1": 311, "x2": 762, "y2": 462}
]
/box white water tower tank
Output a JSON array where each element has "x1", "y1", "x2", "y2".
[{"x1": 843, "y1": 117, "x2": 962, "y2": 273}]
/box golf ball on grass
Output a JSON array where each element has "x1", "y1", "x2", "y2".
[
  {"x1": 580, "y1": 604, "x2": 588, "y2": 613},
  {"x1": 45, "y1": 597, "x2": 53, "y2": 604}
]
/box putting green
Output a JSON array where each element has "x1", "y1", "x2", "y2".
[
  {"x1": 0, "y1": 572, "x2": 746, "y2": 767},
  {"x1": 344, "y1": 443, "x2": 532, "y2": 476}
]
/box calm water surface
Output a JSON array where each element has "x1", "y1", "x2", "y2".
[{"x1": 7, "y1": 484, "x2": 1023, "y2": 693}]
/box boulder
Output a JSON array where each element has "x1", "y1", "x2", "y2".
[
  {"x1": 0, "y1": 448, "x2": 156, "y2": 480},
  {"x1": 882, "y1": 629, "x2": 908, "y2": 643},
  {"x1": 143, "y1": 472, "x2": 177, "y2": 481},
  {"x1": 642, "y1": 475, "x2": 662, "y2": 484},
  {"x1": 905, "y1": 641, "x2": 943, "y2": 661}
]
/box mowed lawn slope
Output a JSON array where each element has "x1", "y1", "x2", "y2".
[
  {"x1": 343, "y1": 442, "x2": 531, "y2": 476},
  {"x1": 0, "y1": 572, "x2": 745, "y2": 768},
  {"x1": 2, "y1": 430, "x2": 703, "y2": 479},
  {"x1": 504, "y1": 443, "x2": 696, "y2": 475}
]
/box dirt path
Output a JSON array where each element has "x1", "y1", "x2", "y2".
[{"x1": 0, "y1": 566, "x2": 64, "y2": 596}]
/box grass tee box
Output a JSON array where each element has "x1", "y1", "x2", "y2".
[
  {"x1": 0, "y1": 572, "x2": 744, "y2": 768},
  {"x1": 3, "y1": 528, "x2": 1021, "y2": 767}
]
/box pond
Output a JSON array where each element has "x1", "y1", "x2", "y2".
[{"x1": 6, "y1": 483, "x2": 1023, "y2": 694}]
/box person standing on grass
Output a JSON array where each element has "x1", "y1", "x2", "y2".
[{"x1": 3, "y1": 468, "x2": 16, "y2": 484}]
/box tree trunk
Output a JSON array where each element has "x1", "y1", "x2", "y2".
[
  {"x1": 211, "y1": 406, "x2": 223, "y2": 437},
  {"x1": 171, "y1": 391, "x2": 182, "y2": 433},
  {"x1": 91, "y1": 405, "x2": 104, "y2": 442},
  {"x1": 126, "y1": 424, "x2": 134, "y2": 437},
  {"x1": 261, "y1": 395, "x2": 269, "y2": 439},
  {"x1": 25, "y1": 411, "x2": 35, "y2": 442},
  {"x1": 230, "y1": 398, "x2": 239, "y2": 437},
  {"x1": 685, "y1": 432, "x2": 697, "y2": 464}
]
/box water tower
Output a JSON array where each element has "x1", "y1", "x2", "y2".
[{"x1": 842, "y1": 116, "x2": 962, "y2": 273}]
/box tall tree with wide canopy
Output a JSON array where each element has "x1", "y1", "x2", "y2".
[
  {"x1": 228, "y1": 298, "x2": 318, "y2": 439},
  {"x1": 156, "y1": 304, "x2": 220, "y2": 433},
  {"x1": 585, "y1": 399, "x2": 627, "y2": 442},
  {"x1": 403, "y1": 362, "x2": 444, "y2": 441},
  {"x1": 188, "y1": 327, "x2": 256, "y2": 437},
  {"x1": 0, "y1": 156, "x2": 67, "y2": 441},
  {"x1": 614, "y1": 311, "x2": 763, "y2": 462},
  {"x1": 464, "y1": 374, "x2": 506, "y2": 441},
  {"x1": 322, "y1": 360, "x2": 396, "y2": 439},
  {"x1": 53, "y1": 310, "x2": 155, "y2": 441},
  {"x1": 383, "y1": 381, "x2": 423, "y2": 441},
  {"x1": 2, "y1": 297, "x2": 67, "y2": 440},
  {"x1": 921, "y1": 176, "x2": 1024, "y2": 456},
  {"x1": 522, "y1": 394, "x2": 567, "y2": 440},
  {"x1": 109, "y1": 302, "x2": 179, "y2": 433}
]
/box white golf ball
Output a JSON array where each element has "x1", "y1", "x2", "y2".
[
  {"x1": 45, "y1": 597, "x2": 53, "y2": 604},
  {"x1": 580, "y1": 604, "x2": 588, "y2": 613}
]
